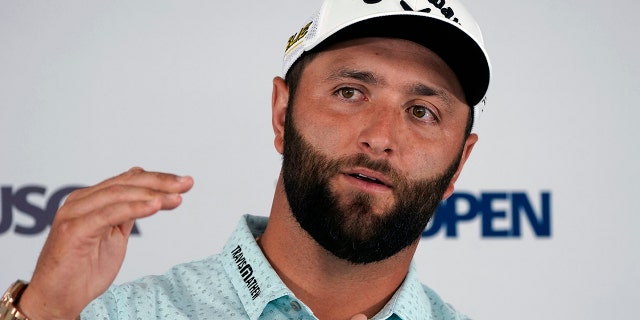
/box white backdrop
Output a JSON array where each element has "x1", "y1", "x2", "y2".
[{"x1": 2, "y1": 1, "x2": 639, "y2": 319}]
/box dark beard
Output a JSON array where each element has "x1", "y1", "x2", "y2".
[{"x1": 281, "y1": 110, "x2": 462, "y2": 264}]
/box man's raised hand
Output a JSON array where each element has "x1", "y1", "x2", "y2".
[{"x1": 17, "y1": 167, "x2": 194, "y2": 320}]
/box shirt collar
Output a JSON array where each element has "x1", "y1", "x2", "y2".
[
  {"x1": 372, "y1": 263, "x2": 432, "y2": 320},
  {"x1": 221, "y1": 214, "x2": 291, "y2": 320},
  {"x1": 222, "y1": 214, "x2": 433, "y2": 320}
]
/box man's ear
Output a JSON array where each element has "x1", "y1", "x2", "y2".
[
  {"x1": 272, "y1": 77, "x2": 289, "y2": 154},
  {"x1": 442, "y1": 133, "x2": 478, "y2": 200}
]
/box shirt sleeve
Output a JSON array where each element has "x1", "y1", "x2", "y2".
[{"x1": 81, "y1": 287, "x2": 121, "y2": 319}]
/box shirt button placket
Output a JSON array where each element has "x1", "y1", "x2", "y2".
[{"x1": 290, "y1": 300, "x2": 302, "y2": 312}]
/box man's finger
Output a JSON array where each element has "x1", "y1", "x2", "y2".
[
  {"x1": 67, "y1": 168, "x2": 193, "y2": 204},
  {"x1": 81, "y1": 198, "x2": 167, "y2": 235},
  {"x1": 61, "y1": 185, "x2": 186, "y2": 219}
]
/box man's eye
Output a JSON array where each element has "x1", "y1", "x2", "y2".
[
  {"x1": 336, "y1": 87, "x2": 359, "y2": 100},
  {"x1": 409, "y1": 105, "x2": 437, "y2": 122}
]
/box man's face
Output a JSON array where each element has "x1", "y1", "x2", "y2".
[
  {"x1": 279, "y1": 38, "x2": 475, "y2": 264},
  {"x1": 282, "y1": 113, "x2": 462, "y2": 263}
]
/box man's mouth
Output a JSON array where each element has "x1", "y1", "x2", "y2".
[
  {"x1": 345, "y1": 171, "x2": 393, "y2": 189},
  {"x1": 349, "y1": 173, "x2": 384, "y2": 185}
]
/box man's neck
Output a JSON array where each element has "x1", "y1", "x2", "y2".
[{"x1": 259, "y1": 178, "x2": 417, "y2": 319}]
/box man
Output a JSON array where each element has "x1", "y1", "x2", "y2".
[{"x1": 1, "y1": 0, "x2": 490, "y2": 319}]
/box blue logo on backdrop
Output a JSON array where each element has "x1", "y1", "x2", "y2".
[
  {"x1": 423, "y1": 191, "x2": 552, "y2": 238},
  {"x1": 1, "y1": 185, "x2": 141, "y2": 236},
  {"x1": 2, "y1": 185, "x2": 550, "y2": 239}
]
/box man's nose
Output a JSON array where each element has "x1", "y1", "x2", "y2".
[{"x1": 357, "y1": 107, "x2": 399, "y2": 156}]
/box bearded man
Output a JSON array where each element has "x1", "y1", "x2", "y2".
[{"x1": 3, "y1": 0, "x2": 490, "y2": 319}]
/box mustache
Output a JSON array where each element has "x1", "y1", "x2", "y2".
[{"x1": 322, "y1": 153, "x2": 404, "y2": 187}]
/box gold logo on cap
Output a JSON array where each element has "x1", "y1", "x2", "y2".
[{"x1": 285, "y1": 21, "x2": 313, "y2": 53}]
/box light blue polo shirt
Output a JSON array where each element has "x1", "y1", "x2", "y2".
[{"x1": 82, "y1": 214, "x2": 470, "y2": 319}]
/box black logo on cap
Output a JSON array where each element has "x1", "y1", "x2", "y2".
[{"x1": 362, "y1": 0, "x2": 460, "y2": 24}]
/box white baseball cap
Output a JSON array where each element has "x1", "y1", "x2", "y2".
[{"x1": 282, "y1": 0, "x2": 491, "y2": 130}]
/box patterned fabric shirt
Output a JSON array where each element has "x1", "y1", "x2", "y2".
[{"x1": 82, "y1": 214, "x2": 470, "y2": 319}]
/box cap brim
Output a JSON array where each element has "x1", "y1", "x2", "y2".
[{"x1": 308, "y1": 14, "x2": 490, "y2": 107}]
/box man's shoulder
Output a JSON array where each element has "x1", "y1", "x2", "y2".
[
  {"x1": 113, "y1": 253, "x2": 229, "y2": 298},
  {"x1": 82, "y1": 253, "x2": 245, "y2": 319},
  {"x1": 118, "y1": 213, "x2": 267, "y2": 293}
]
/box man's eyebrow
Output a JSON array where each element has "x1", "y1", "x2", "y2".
[
  {"x1": 327, "y1": 68, "x2": 385, "y2": 85},
  {"x1": 411, "y1": 83, "x2": 452, "y2": 106},
  {"x1": 327, "y1": 69, "x2": 455, "y2": 108}
]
